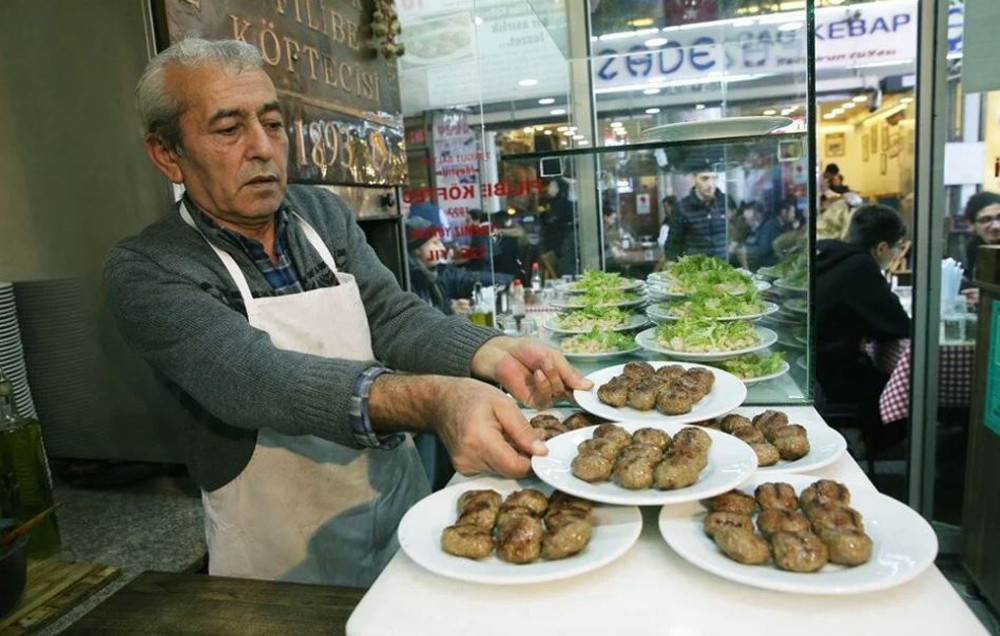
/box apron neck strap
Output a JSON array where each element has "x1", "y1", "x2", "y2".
[
  {"x1": 179, "y1": 201, "x2": 256, "y2": 308},
  {"x1": 290, "y1": 212, "x2": 339, "y2": 273}
]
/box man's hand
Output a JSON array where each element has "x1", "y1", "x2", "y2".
[
  {"x1": 451, "y1": 298, "x2": 471, "y2": 315},
  {"x1": 471, "y1": 336, "x2": 593, "y2": 408},
  {"x1": 432, "y1": 378, "x2": 546, "y2": 477}
]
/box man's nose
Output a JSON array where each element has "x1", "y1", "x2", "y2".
[{"x1": 245, "y1": 119, "x2": 274, "y2": 162}]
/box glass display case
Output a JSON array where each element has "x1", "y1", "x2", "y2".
[{"x1": 396, "y1": 0, "x2": 815, "y2": 405}]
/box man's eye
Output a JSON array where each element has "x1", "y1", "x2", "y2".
[
  {"x1": 265, "y1": 121, "x2": 284, "y2": 131},
  {"x1": 217, "y1": 126, "x2": 239, "y2": 136}
]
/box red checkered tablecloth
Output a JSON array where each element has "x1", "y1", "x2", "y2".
[{"x1": 875, "y1": 339, "x2": 977, "y2": 423}]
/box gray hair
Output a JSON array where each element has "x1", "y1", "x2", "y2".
[{"x1": 136, "y1": 38, "x2": 263, "y2": 154}]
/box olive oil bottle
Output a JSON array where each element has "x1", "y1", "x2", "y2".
[{"x1": 0, "y1": 371, "x2": 60, "y2": 558}]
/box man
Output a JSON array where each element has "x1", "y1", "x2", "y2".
[
  {"x1": 104, "y1": 39, "x2": 590, "y2": 587},
  {"x1": 816, "y1": 204, "x2": 910, "y2": 450},
  {"x1": 736, "y1": 201, "x2": 783, "y2": 269},
  {"x1": 960, "y1": 191, "x2": 1000, "y2": 307},
  {"x1": 664, "y1": 162, "x2": 731, "y2": 262}
]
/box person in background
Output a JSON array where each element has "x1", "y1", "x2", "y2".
[
  {"x1": 773, "y1": 197, "x2": 806, "y2": 256},
  {"x1": 815, "y1": 205, "x2": 910, "y2": 454},
  {"x1": 816, "y1": 198, "x2": 856, "y2": 241},
  {"x1": 658, "y1": 195, "x2": 677, "y2": 252},
  {"x1": 737, "y1": 201, "x2": 783, "y2": 269},
  {"x1": 665, "y1": 161, "x2": 732, "y2": 262},
  {"x1": 541, "y1": 177, "x2": 578, "y2": 277},
  {"x1": 960, "y1": 191, "x2": 1000, "y2": 307},
  {"x1": 407, "y1": 217, "x2": 511, "y2": 315}
]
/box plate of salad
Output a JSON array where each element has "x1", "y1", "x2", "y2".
[
  {"x1": 760, "y1": 250, "x2": 807, "y2": 280},
  {"x1": 709, "y1": 352, "x2": 789, "y2": 385},
  {"x1": 551, "y1": 290, "x2": 646, "y2": 310},
  {"x1": 775, "y1": 270, "x2": 808, "y2": 293},
  {"x1": 635, "y1": 319, "x2": 778, "y2": 361},
  {"x1": 545, "y1": 308, "x2": 649, "y2": 334},
  {"x1": 648, "y1": 292, "x2": 779, "y2": 323},
  {"x1": 784, "y1": 298, "x2": 808, "y2": 315},
  {"x1": 559, "y1": 271, "x2": 644, "y2": 295},
  {"x1": 554, "y1": 329, "x2": 641, "y2": 360}
]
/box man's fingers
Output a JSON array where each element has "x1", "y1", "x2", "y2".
[
  {"x1": 482, "y1": 429, "x2": 533, "y2": 478},
  {"x1": 531, "y1": 369, "x2": 555, "y2": 409},
  {"x1": 495, "y1": 399, "x2": 546, "y2": 457},
  {"x1": 548, "y1": 350, "x2": 593, "y2": 391}
]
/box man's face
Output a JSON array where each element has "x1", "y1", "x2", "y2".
[
  {"x1": 973, "y1": 203, "x2": 1000, "y2": 244},
  {"x1": 417, "y1": 236, "x2": 446, "y2": 265},
  {"x1": 155, "y1": 63, "x2": 288, "y2": 224},
  {"x1": 694, "y1": 172, "x2": 716, "y2": 199}
]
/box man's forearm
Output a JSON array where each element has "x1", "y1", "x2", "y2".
[{"x1": 368, "y1": 373, "x2": 446, "y2": 434}]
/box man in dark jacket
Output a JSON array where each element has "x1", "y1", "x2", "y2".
[
  {"x1": 737, "y1": 202, "x2": 783, "y2": 269},
  {"x1": 816, "y1": 204, "x2": 910, "y2": 450},
  {"x1": 664, "y1": 168, "x2": 732, "y2": 261},
  {"x1": 960, "y1": 191, "x2": 1000, "y2": 307}
]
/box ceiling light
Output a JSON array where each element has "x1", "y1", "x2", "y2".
[
  {"x1": 901, "y1": 97, "x2": 913, "y2": 104},
  {"x1": 557, "y1": 126, "x2": 569, "y2": 132},
  {"x1": 544, "y1": 130, "x2": 552, "y2": 135},
  {"x1": 522, "y1": 126, "x2": 533, "y2": 133},
  {"x1": 538, "y1": 98, "x2": 555, "y2": 105},
  {"x1": 853, "y1": 95, "x2": 868, "y2": 103},
  {"x1": 611, "y1": 121, "x2": 624, "y2": 127},
  {"x1": 473, "y1": 16, "x2": 484, "y2": 25},
  {"x1": 573, "y1": 134, "x2": 585, "y2": 140},
  {"x1": 518, "y1": 78, "x2": 539, "y2": 87},
  {"x1": 578, "y1": 140, "x2": 590, "y2": 145},
  {"x1": 777, "y1": 21, "x2": 803, "y2": 31},
  {"x1": 644, "y1": 37, "x2": 668, "y2": 48},
  {"x1": 842, "y1": 102, "x2": 857, "y2": 109},
  {"x1": 561, "y1": 141, "x2": 568, "y2": 146},
  {"x1": 832, "y1": 108, "x2": 844, "y2": 115},
  {"x1": 823, "y1": 113, "x2": 836, "y2": 119},
  {"x1": 567, "y1": 126, "x2": 577, "y2": 132},
  {"x1": 645, "y1": 107, "x2": 660, "y2": 114},
  {"x1": 763, "y1": 109, "x2": 777, "y2": 115},
  {"x1": 695, "y1": 104, "x2": 706, "y2": 110},
  {"x1": 550, "y1": 108, "x2": 567, "y2": 115},
  {"x1": 629, "y1": 18, "x2": 654, "y2": 27},
  {"x1": 643, "y1": 88, "x2": 661, "y2": 95}
]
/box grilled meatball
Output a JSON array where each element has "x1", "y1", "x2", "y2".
[
  {"x1": 654, "y1": 451, "x2": 703, "y2": 490},
  {"x1": 752, "y1": 410, "x2": 790, "y2": 437},
  {"x1": 628, "y1": 378, "x2": 663, "y2": 411},
  {"x1": 755, "y1": 482, "x2": 800, "y2": 510},
  {"x1": 571, "y1": 453, "x2": 614, "y2": 483},
  {"x1": 577, "y1": 438, "x2": 620, "y2": 460},
  {"x1": 544, "y1": 507, "x2": 590, "y2": 531},
  {"x1": 800, "y1": 479, "x2": 851, "y2": 510},
  {"x1": 623, "y1": 361, "x2": 655, "y2": 381},
  {"x1": 821, "y1": 530, "x2": 873, "y2": 566},
  {"x1": 540, "y1": 425, "x2": 568, "y2": 441},
  {"x1": 542, "y1": 519, "x2": 592, "y2": 560},
  {"x1": 502, "y1": 489, "x2": 549, "y2": 516},
  {"x1": 530, "y1": 414, "x2": 562, "y2": 430},
  {"x1": 732, "y1": 425, "x2": 766, "y2": 445},
  {"x1": 656, "y1": 389, "x2": 694, "y2": 415},
  {"x1": 668, "y1": 445, "x2": 708, "y2": 472},
  {"x1": 496, "y1": 506, "x2": 535, "y2": 531},
  {"x1": 457, "y1": 490, "x2": 502, "y2": 513},
  {"x1": 673, "y1": 427, "x2": 712, "y2": 454},
  {"x1": 720, "y1": 414, "x2": 753, "y2": 434},
  {"x1": 675, "y1": 376, "x2": 709, "y2": 401},
  {"x1": 562, "y1": 411, "x2": 600, "y2": 431},
  {"x1": 703, "y1": 511, "x2": 754, "y2": 538},
  {"x1": 692, "y1": 418, "x2": 722, "y2": 430},
  {"x1": 770, "y1": 426, "x2": 810, "y2": 461},
  {"x1": 496, "y1": 515, "x2": 543, "y2": 564},
  {"x1": 655, "y1": 364, "x2": 686, "y2": 381},
  {"x1": 632, "y1": 427, "x2": 671, "y2": 450},
  {"x1": 756, "y1": 509, "x2": 810, "y2": 539},
  {"x1": 593, "y1": 424, "x2": 633, "y2": 448},
  {"x1": 457, "y1": 500, "x2": 500, "y2": 530},
  {"x1": 549, "y1": 490, "x2": 592, "y2": 513},
  {"x1": 597, "y1": 381, "x2": 629, "y2": 407},
  {"x1": 714, "y1": 527, "x2": 771, "y2": 565},
  {"x1": 441, "y1": 524, "x2": 494, "y2": 559},
  {"x1": 806, "y1": 504, "x2": 865, "y2": 534},
  {"x1": 772, "y1": 531, "x2": 829, "y2": 573},
  {"x1": 704, "y1": 490, "x2": 756, "y2": 515},
  {"x1": 613, "y1": 456, "x2": 656, "y2": 489},
  {"x1": 766, "y1": 423, "x2": 808, "y2": 444},
  {"x1": 751, "y1": 442, "x2": 781, "y2": 467},
  {"x1": 618, "y1": 442, "x2": 663, "y2": 463},
  {"x1": 683, "y1": 367, "x2": 715, "y2": 394}
]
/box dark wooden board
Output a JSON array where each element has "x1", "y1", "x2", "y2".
[
  {"x1": 0, "y1": 560, "x2": 119, "y2": 635},
  {"x1": 64, "y1": 571, "x2": 365, "y2": 635}
]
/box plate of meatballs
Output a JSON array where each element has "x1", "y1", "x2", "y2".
[
  {"x1": 693, "y1": 408, "x2": 847, "y2": 475},
  {"x1": 658, "y1": 474, "x2": 939, "y2": 594},
  {"x1": 532, "y1": 421, "x2": 758, "y2": 506},
  {"x1": 574, "y1": 361, "x2": 748, "y2": 424},
  {"x1": 397, "y1": 477, "x2": 641, "y2": 585}
]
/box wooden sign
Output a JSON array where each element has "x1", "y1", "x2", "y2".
[{"x1": 154, "y1": 0, "x2": 407, "y2": 185}]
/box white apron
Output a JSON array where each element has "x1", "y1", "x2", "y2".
[{"x1": 180, "y1": 203, "x2": 429, "y2": 587}]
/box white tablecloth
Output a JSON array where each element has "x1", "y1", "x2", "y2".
[{"x1": 347, "y1": 406, "x2": 987, "y2": 636}]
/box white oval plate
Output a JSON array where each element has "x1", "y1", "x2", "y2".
[
  {"x1": 572, "y1": 360, "x2": 747, "y2": 424},
  {"x1": 532, "y1": 422, "x2": 757, "y2": 506},
  {"x1": 755, "y1": 266, "x2": 780, "y2": 280},
  {"x1": 658, "y1": 473, "x2": 938, "y2": 594},
  {"x1": 646, "y1": 277, "x2": 770, "y2": 298},
  {"x1": 647, "y1": 301, "x2": 780, "y2": 324},
  {"x1": 729, "y1": 360, "x2": 791, "y2": 386},
  {"x1": 558, "y1": 344, "x2": 642, "y2": 362},
  {"x1": 551, "y1": 296, "x2": 647, "y2": 310},
  {"x1": 720, "y1": 408, "x2": 847, "y2": 474},
  {"x1": 775, "y1": 278, "x2": 808, "y2": 293},
  {"x1": 558, "y1": 279, "x2": 645, "y2": 295},
  {"x1": 544, "y1": 313, "x2": 650, "y2": 335},
  {"x1": 635, "y1": 327, "x2": 779, "y2": 362},
  {"x1": 641, "y1": 116, "x2": 793, "y2": 142},
  {"x1": 397, "y1": 476, "x2": 641, "y2": 585},
  {"x1": 784, "y1": 299, "x2": 808, "y2": 315},
  {"x1": 797, "y1": 355, "x2": 809, "y2": 371}
]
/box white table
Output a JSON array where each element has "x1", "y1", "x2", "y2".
[{"x1": 347, "y1": 407, "x2": 987, "y2": 636}]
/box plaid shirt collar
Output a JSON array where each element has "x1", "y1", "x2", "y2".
[{"x1": 185, "y1": 195, "x2": 304, "y2": 295}]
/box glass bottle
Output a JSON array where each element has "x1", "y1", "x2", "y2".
[{"x1": 0, "y1": 371, "x2": 60, "y2": 558}]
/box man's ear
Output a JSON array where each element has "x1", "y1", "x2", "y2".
[{"x1": 145, "y1": 135, "x2": 184, "y2": 184}]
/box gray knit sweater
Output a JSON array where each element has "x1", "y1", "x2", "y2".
[{"x1": 104, "y1": 185, "x2": 498, "y2": 491}]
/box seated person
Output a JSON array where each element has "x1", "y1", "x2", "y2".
[
  {"x1": 773, "y1": 197, "x2": 806, "y2": 256},
  {"x1": 816, "y1": 205, "x2": 910, "y2": 451},
  {"x1": 960, "y1": 191, "x2": 1000, "y2": 307},
  {"x1": 737, "y1": 201, "x2": 783, "y2": 269},
  {"x1": 407, "y1": 217, "x2": 512, "y2": 315}
]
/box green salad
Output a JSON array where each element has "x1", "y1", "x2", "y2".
[
  {"x1": 570, "y1": 270, "x2": 634, "y2": 293},
  {"x1": 567, "y1": 289, "x2": 640, "y2": 308},
  {"x1": 715, "y1": 352, "x2": 786, "y2": 379},
  {"x1": 666, "y1": 290, "x2": 764, "y2": 319},
  {"x1": 772, "y1": 250, "x2": 807, "y2": 277},
  {"x1": 663, "y1": 255, "x2": 755, "y2": 295},
  {"x1": 783, "y1": 268, "x2": 808, "y2": 288},
  {"x1": 561, "y1": 328, "x2": 635, "y2": 354},
  {"x1": 656, "y1": 318, "x2": 760, "y2": 353},
  {"x1": 554, "y1": 307, "x2": 633, "y2": 331}
]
